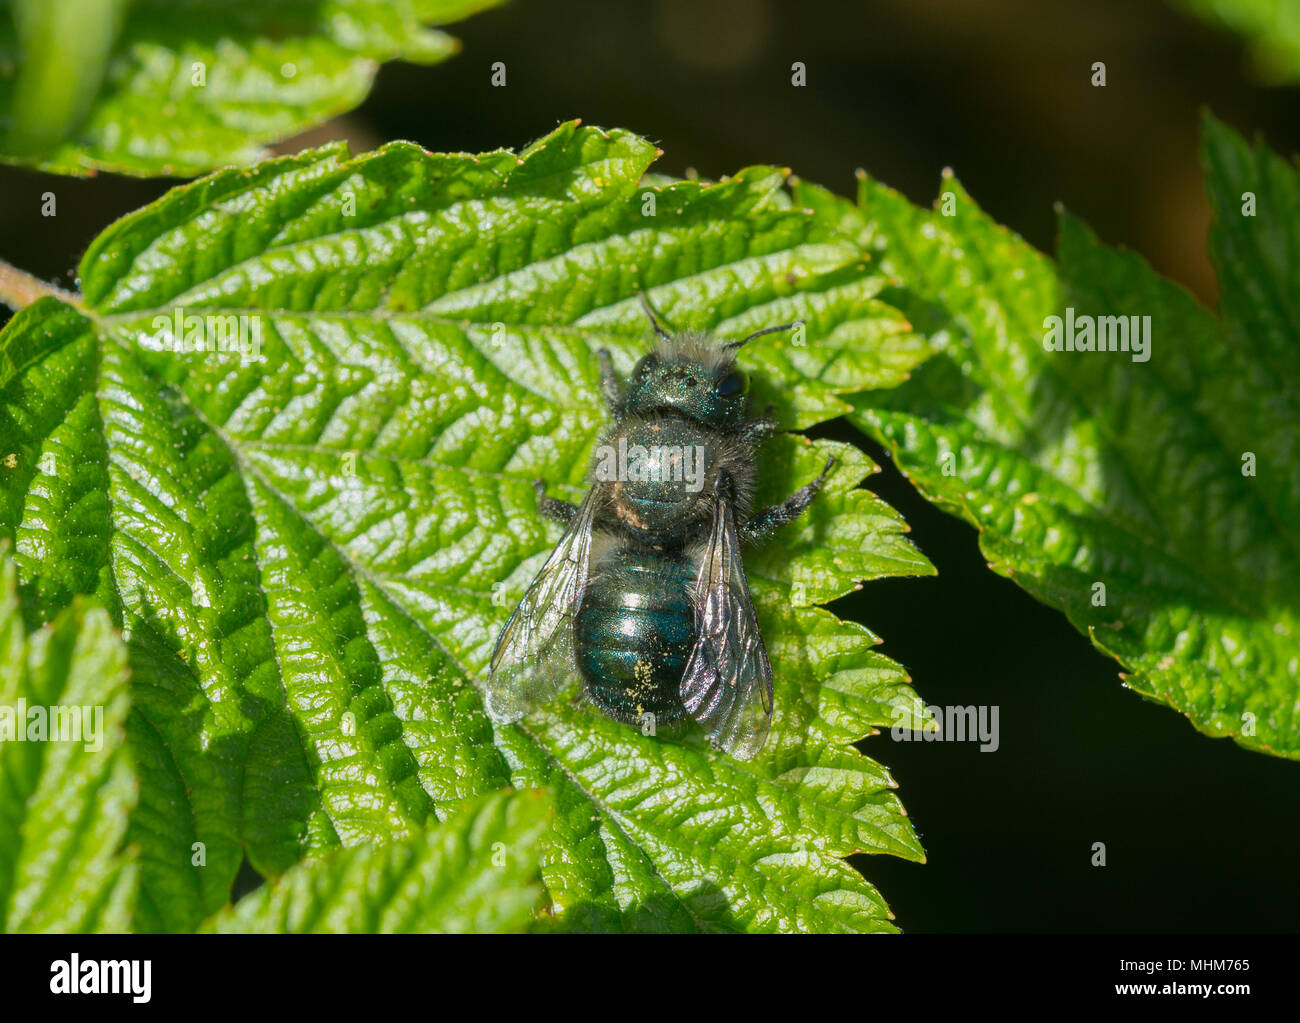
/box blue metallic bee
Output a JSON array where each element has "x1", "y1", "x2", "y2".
[{"x1": 486, "y1": 295, "x2": 834, "y2": 759}]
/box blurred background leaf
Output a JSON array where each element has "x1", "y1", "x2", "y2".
[
  {"x1": 0, "y1": 0, "x2": 504, "y2": 176},
  {"x1": 1175, "y1": 0, "x2": 1300, "y2": 83}
]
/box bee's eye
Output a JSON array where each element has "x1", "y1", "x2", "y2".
[
  {"x1": 629, "y1": 354, "x2": 658, "y2": 384},
  {"x1": 716, "y1": 370, "x2": 747, "y2": 398}
]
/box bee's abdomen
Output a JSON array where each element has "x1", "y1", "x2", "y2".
[{"x1": 575, "y1": 550, "x2": 696, "y2": 725}]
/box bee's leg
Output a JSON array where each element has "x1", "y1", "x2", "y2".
[
  {"x1": 569, "y1": 686, "x2": 595, "y2": 712},
  {"x1": 533, "y1": 480, "x2": 580, "y2": 523},
  {"x1": 738, "y1": 456, "x2": 836, "y2": 543},
  {"x1": 597, "y1": 349, "x2": 624, "y2": 419},
  {"x1": 738, "y1": 415, "x2": 781, "y2": 446}
]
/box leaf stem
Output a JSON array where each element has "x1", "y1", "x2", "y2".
[{"x1": 0, "y1": 259, "x2": 81, "y2": 311}]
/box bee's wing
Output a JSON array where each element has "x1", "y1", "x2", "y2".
[
  {"x1": 680, "y1": 494, "x2": 774, "y2": 760},
  {"x1": 486, "y1": 486, "x2": 599, "y2": 724}
]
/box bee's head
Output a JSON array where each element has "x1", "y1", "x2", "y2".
[
  {"x1": 622, "y1": 295, "x2": 799, "y2": 429},
  {"x1": 624, "y1": 334, "x2": 750, "y2": 429}
]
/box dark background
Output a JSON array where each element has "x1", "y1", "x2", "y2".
[{"x1": 2, "y1": 0, "x2": 1297, "y2": 932}]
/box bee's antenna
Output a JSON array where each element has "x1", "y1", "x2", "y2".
[
  {"x1": 638, "y1": 291, "x2": 672, "y2": 343},
  {"x1": 724, "y1": 321, "x2": 800, "y2": 350}
]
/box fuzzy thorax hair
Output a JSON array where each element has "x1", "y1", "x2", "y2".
[{"x1": 653, "y1": 330, "x2": 738, "y2": 370}]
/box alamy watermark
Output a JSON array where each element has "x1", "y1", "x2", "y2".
[
  {"x1": 593, "y1": 437, "x2": 706, "y2": 492},
  {"x1": 0, "y1": 700, "x2": 104, "y2": 752},
  {"x1": 892, "y1": 703, "x2": 1000, "y2": 752},
  {"x1": 1043, "y1": 308, "x2": 1151, "y2": 363},
  {"x1": 148, "y1": 306, "x2": 263, "y2": 366},
  {"x1": 50, "y1": 955, "x2": 150, "y2": 1003}
]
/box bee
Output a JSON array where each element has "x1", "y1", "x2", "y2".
[{"x1": 485, "y1": 295, "x2": 834, "y2": 759}]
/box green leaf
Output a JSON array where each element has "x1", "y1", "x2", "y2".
[
  {"x1": 1174, "y1": 0, "x2": 1300, "y2": 84},
  {"x1": 206, "y1": 788, "x2": 550, "y2": 933},
  {"x1": 0, "y1": 543, "x2": 137, "y2": 933},
  {"x1": 0, "y1": 123, "x2": 934, "y2": 932},
  {"x1": 840, "y1": 114, "x2": 1300, "y2": 760},
  {"x1": 4, "y1": 0, "x2": 127, "y2": 157},
  {"x1": 0, "y1": 0, "x2": 503, "y2": 177}
]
